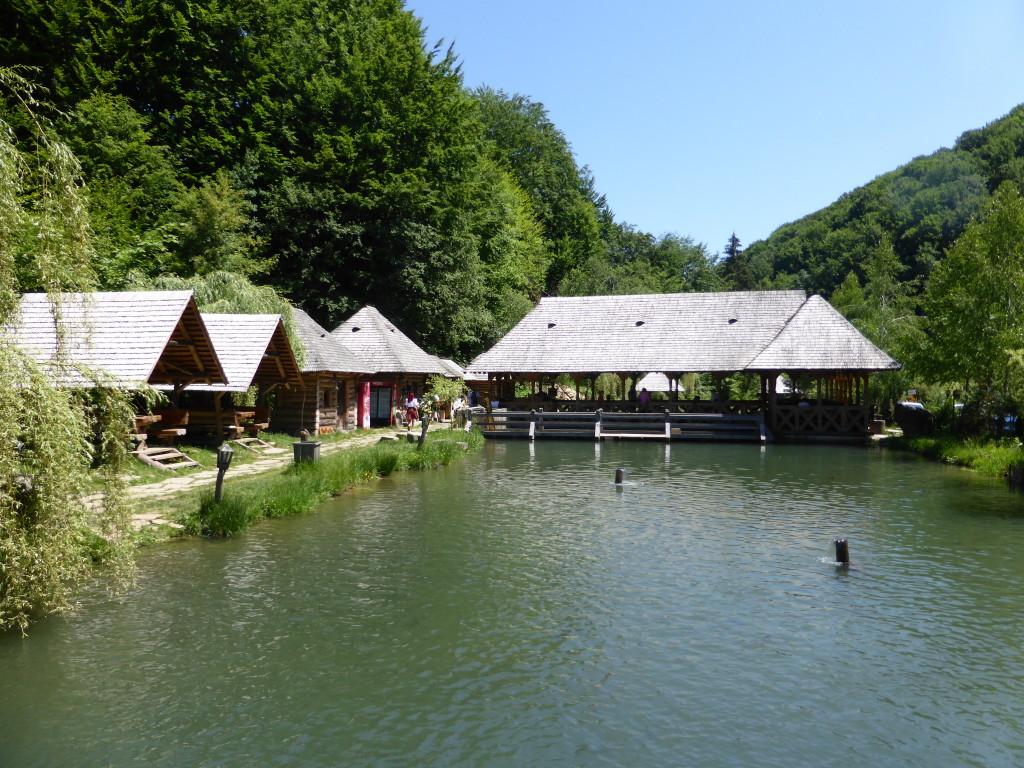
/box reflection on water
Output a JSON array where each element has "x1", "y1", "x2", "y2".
[{"x1": 2, "y1": 441, "x2": 1024, "y2": 767}]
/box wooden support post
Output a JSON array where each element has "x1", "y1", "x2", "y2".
[{"x1": 214, "y1": 392, "x2": 226, "y2": 438}]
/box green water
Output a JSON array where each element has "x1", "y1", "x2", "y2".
[{"x1": 2, "y1": 441, "x2": 1024, "y2": 767}]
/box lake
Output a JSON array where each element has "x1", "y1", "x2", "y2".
[{"x1": 2, "y1": 440, "x2": 1023, "y2": 767}]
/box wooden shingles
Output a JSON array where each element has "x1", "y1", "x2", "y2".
[
  {"x1": 470, "y1": 291, "x2": 808, "y2": 374},
  {"x1": 470, "y1": 291, "x2": 901, "y2": 375},
  {"x1": 8, "y1": 291, "x2": 226, "y2": 387},
  {"x1": 186, "y1": 314, "x2": 303, "y2": 392},
  {"x1": 746, "y1": 295, "x2": 901, "y2": 372},
  {"x1": 291, "y1": 308, "x2": 373, "y2": 374},
  {"x1": 329, "y1": 306, "x2": 446, "y2": 375}
]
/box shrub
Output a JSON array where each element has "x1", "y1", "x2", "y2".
[{"x1": 193, "y1": 492, "x2": 256, "y2": 537}]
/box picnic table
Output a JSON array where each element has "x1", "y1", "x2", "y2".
[{"x1": 186, "y1": 408, "x2": 269, "y2": 439}]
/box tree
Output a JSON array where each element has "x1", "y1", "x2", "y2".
[
  {"x1": 0, "y1": 69, "x2": 135, "y2": 634},
  {"x1": 918, "y1": 181, "x2": 1024, "y2": 395},
  {"x1": 721, "y1": 232, "x2": 753, "y2": 290},
  {"x1": 473, "y1": 87, "x2": 602, "y2": 290}
]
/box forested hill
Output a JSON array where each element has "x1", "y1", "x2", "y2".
[
  {"x1": 0, "y1": 0, "x2": 722, "y2": 360},
  {"x1": 740, "y1": 104, "x2": 1024, "y2": 298}
]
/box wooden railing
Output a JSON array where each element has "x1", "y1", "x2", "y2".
[
  {"x1": 770, "y1": 405, "x2": 870, "y2": 436},
  {"x1": 478, "y1": 409, "x2": 765, "y2": 443}
]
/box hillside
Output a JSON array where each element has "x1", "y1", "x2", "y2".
[{"x1": 742, "y1": 104, "x2": 1024, "y2": 297}]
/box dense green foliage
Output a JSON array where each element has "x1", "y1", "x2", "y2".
[
  {"x1": 743, "y1": 106, "x2": 1024, "y2": 298},
  {"x1": 0, "y1": 0, "x2": 724, "y2": 361},
  {"x1": 0, "y1": 70, "x2": 135, "y2": 634}
]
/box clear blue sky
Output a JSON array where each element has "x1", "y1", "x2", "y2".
[{"x1": 408, "y1": 0, "x2": 1024, "y2": 255}]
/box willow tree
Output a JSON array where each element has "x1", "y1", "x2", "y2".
[{"x1": 0, "y1": 69, "x2": 135, "y2": 634}]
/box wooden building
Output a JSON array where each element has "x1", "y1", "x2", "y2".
[
  {"x1": 270, "y1": 308, "x2": 374, "y2": 435},
  {"x1": 328, "y1": 306, "x2": 448, "y2": 427},
  {"x1": 7, "y1": 291, "x2": 226, "y2": 391},
  {"x1": 468, "y1": 291, "x2": 900, "y2": 439},
  {"x1": 178, "y1": 313, "x2": 303, "y2": 440}
]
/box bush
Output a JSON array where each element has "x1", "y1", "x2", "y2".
[{"x1": 188, "y1": 492, "x2": 256, "y2": 537}]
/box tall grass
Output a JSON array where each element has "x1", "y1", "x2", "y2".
[
  {"x1": 180, "y1": 431, "x2": 482, "y2": 536},
  {"x1": 901, "y1": 435, "x2": 1024, "y2": 479}
]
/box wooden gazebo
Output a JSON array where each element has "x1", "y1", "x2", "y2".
[
  {"x1": 468, "y1": 291, "x2": 900, "y2": 440},
  {"x1": 8, "y1": 291, "x2": 226, "y2": 391},
  {"x1": 178, "y1": 313, "x2": 303, "y2": 442}
]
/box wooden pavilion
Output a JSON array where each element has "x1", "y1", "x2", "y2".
[
  {"x1": 7, "y1": 291, "x2": 228, "y2": 467},
  {"x1": 328, "y1": 306, "x2": 448, "y2": 427},
  {"x1": 7, "y1": 291, "x2": 226, "y2": 391},
  {"x1": 175, "y1": 313, "x2": 303, "y2": 443},
  {"x1": 468, "y1": 291, "x2": 900, "y2": 440},
  {"x1": 270, "y1": 308, "x2": 374, "y2": 435}
]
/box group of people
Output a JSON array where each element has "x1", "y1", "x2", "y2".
[{"x1": 400, "y1": 389, "x2": 477, "y2": 426}]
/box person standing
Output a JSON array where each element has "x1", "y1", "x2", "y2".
[{"x1": 404, "y1": 391, "x2": 420, "y2": 425}]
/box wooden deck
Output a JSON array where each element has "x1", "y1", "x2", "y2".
[{"x1": 477, "y1": 409, "x2": 766, "y2": 443}]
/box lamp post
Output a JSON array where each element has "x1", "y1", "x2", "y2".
[{"x1": 215, "y1": 443, "x2": 234, "y2": 503}]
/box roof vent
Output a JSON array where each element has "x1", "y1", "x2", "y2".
[
  {"x1": 635, "y1": 320, "x2": 645, "y2": 326},
  {"x1": 547, "y1": 322, "x2": 556, "y2": 328},
  {"x1": 351, "y1": 326, "x2": 361, "y2": 332},
  {"x1": 728, "y1": 318, "x2": 738, "y2": 325}
]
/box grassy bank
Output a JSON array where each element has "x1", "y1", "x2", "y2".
[
  {"x1": 178, "y1": 430, "x2": 484, "y2": 537},
  {"x1": 896, "y1": 435, "x2": 1024, "y2": 479},
  {"x1": 93, "y1": 428, "x2": 401, "y2": 491}
]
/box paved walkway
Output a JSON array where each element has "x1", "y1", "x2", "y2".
[{"x1": 85, "y1": 425, "x2": 451, "y2": 531}]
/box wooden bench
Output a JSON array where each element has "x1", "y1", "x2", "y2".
[
  {"x1": 243, "y1": 407, "x2": 270, "y2": 436},
  {"x1": 185, "y1": 408, "x2": 268, "y2": 441},
  {"x1": 147, "y1": 410, "x2": 189, "y2": 444}
]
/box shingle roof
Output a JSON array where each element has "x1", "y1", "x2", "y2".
[
  {"x1": 434, "y1": 357, "x2": 466, "y2": 378},
  {"x1": 6, "y1": 291, "x2": 226, "y2": 387},
  {"x1": 329, "y1": 306, "x2": 446, "y2": 375},
  {"x1": 746, "y1": 294, "x2": 901, "y2": 371},
  {"x1": 185, "y1": 314, "x2": 303, "y2": 392},
  {"x1": 469, "y1": 291, "x2": 900, "y2": 374},
  {"x1": 291, "y1": 308, "x2": 374, "y2": 374}
]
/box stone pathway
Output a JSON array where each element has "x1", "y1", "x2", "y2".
[{"x1": 110, "y1": 425, "x2": 454, "y2": 530}]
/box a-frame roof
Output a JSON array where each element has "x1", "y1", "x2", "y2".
[
  {"x1": 329, "y1": 306, "x2": 447, "y2": 375},
  {"x1": 469, "y1": 291, "x2": 900, "y2": 374},
  {"x1": 470, "y1": 291, "x2": 808, "y2": 374},
  {"x1": 185, "y1": 314, "x2": 303, "y2": 392},
  {"x1": 291, "y1": 308, "x2": 374, "y2": 374},
  {"x1": 746, "y1": 295, "x2": 900, "y2": 372},
  {"x1": 433, "y1": 356, "x2": 466, "y2": 378},
  {"x1": 7, "y1": 291, "x2": 226, "y2": 387}
]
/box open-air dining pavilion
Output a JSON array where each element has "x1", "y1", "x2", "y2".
[
  {"x1": 467, "y1": 290, "x2": 901, "y2": 441},
  {"x1": 166, "y1": 313, "x2": 303, "y2": 447}
]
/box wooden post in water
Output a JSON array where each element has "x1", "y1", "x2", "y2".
[{"x1": 834, "y1": 537, "x2": 850, "y2": 565}]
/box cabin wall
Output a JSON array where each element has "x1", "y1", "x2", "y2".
[{"x1": 270, "y1": 374, "x2": 362, "y2": 435}]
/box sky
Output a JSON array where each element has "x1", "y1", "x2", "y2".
[{"x1": 407, "y1": 0, "x2": 1024, "y2": 254}]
